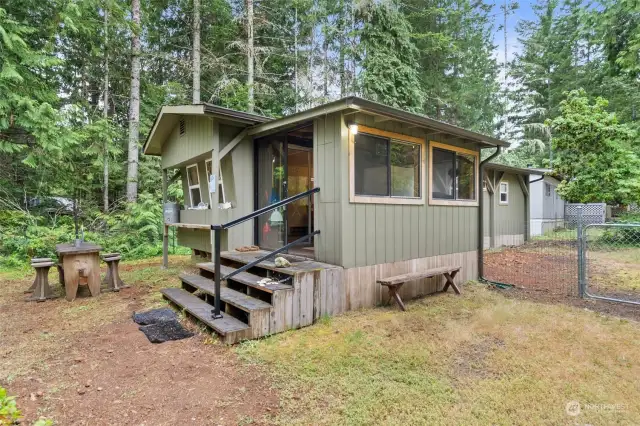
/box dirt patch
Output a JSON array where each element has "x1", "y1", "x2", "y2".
[
  {"x1": 484, "y1": 246, "x2": 578, "y2": 296},
  {"x1": 0, "y1": 257, "x2": 279, "y2": 425},
  {"x1": 451, "y1": 336, "x2": 505, "y2": 382}
]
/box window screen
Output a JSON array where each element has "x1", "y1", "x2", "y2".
[
  {"x1": 431, "y1": 147, "x2": 476, "y2": 201},
  {"x1": 432, "y1": 148, "x2": 455, "y2": 199},
  {"x1": 354, "y1": 133, "x2": 421, "y2": 198}
]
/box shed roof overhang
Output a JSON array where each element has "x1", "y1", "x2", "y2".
[
  {"x1": 247, "y1": 97, "x2": 511, "y2": 148},
  {"x1": 143, "y1": 104, "x2": 271, "y2": 156},
  {"x1": 484, "y1": 163, "x2": 542, "y2": 176}
]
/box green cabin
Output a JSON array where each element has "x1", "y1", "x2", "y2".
[{"x1": 143, "y1": 97, "x2": 521, "y2": 343}]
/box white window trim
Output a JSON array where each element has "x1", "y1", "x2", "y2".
[
  {"x1": 428, "y1": 141, "x2": 479, "y2": 207},
  {"x1": 499, "y1": 181, "x2": 509, "y2": 205},
  {"x1": 205, "y1": 159, "x2": 213, "y2": 206},
  {"x1": 186, "y1": 164, "x2": 202, "y2": 207},
  {"x1": 348, "y1": 125, "x2": 426, "y2": 205}
]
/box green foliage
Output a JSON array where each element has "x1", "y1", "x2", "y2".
[
  {"x1": 0, "y1": 197, "x2": 188, "y2": 268},
  {"x1": 0, "y1": 387, "x2": 20, "y2": 425},
  {"x1": 0, "y1": 386, "x2": 53, "y2": 426},
  {"x1": 358, "y1": 2, "x2": 424, "y2": 112},
  {"x1": 549, "y1": 89, "x2": 640, "y2": 204}
]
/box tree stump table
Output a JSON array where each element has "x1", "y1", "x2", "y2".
[{"x1": 56, "y1": 242, "x2": 102, "y2": 301}]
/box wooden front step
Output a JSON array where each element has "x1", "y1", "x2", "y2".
[
  {"x1": 196, "y1": 262, "x2": 293, "y2": 292},
  {"x1": 180, "y1": 274, "x2": 271, "y2": 338},
  {"x1": 161, "y1": 288, "x2": 251, "y2": 344}
]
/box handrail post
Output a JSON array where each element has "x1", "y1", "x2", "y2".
[
  {"x1": 212, "y1": 225, "x2": 223, "y2": 319},
  {"x1": 308, "y1": 192, "x2": 312, "y2": 244}
]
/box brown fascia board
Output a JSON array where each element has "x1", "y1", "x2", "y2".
[{"x1": 247, "y1": 96, "x2": 510, "y2": 148}]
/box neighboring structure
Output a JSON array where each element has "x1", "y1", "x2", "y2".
[
  {"x1": 529, "y1": 170, "x2": 565, "y2": 236},
  {"x1": 143, "y1": 97, "x2": 510, "y2": 342},
  {"x1": 482, "y1": 164, "x2": 532, "y2": 249}
]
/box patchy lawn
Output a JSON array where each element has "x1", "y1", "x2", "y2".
[
  {"x1": 0, "y1": 256, "x2": 279, "y2": 425},
  {"x1": 237, "y1": 284, "x2": 640, "y2": 425},
  {"x1": 3, "y1": 256, "x2": 640, "y2": 425}
]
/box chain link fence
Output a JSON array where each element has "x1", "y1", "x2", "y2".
[
  {"x1": 483, "y1": 207, "x2": 640, "y2": 305},
  {"x1": 582, "y1": 223, "x2": 640, "y2": 305},
  {"x1": 483, "y1": 218, "x2": 579, "y2": 296}
]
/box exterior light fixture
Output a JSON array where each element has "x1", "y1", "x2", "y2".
[{"x1": 348, "y1": 123, "x2": 359, "y2": 135}]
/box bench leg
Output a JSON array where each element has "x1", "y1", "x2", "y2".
[
  {"x1": 387, "y1": 284, "x2": 407, "y2": 311},
  {"x1": 442, "y1": 270, "x2": 461, "y2": 295}
]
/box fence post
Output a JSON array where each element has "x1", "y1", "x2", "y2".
[{"x1": 576, "y1": 206, "x2": 585, "y2": 298}]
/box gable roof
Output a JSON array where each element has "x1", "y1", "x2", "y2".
[
  {"x1": 143, "y1": 96, "x2": 510, "y2": 156},
  {"x1": 143, "y1": 104, "x2": 271, "y2": 155}
]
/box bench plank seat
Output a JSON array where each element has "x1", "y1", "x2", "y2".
[
  {"x1": 377, "y1": 265, "x2": 461, "y2": 311},
  {"x1": 377, "y1": 266, "x2": 461, "y2": 286}
]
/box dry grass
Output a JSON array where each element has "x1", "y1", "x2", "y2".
[{"x1": 237, "y1": 283, "x2": 640, "y2": 425}]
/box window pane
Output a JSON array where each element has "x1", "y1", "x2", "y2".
[
  {"x1": 500, "y1": 183, "x2": 507, "y2": 193},
  {"x1": 354, "y1": 133, "x2": 389, "y2": 196},
  {"x1": 456, "y1": 153, "x2": 475, "y2": 200},
  {"x1": 190, "y1": 187, "x2": 202, "y2": 206},
  {"x1": 432, "y1": 148, "x2": 455, "y2": 199},
  {"x1": 391, "y1": 141, "x2": 420, "y2": 197},
  {"x1": 500, "y1": 193, "x2": 508, "y2": 202},
  {"x1": 206, "y1": 161, "x2": 212, "y2": 177},
  {"x1": 187, "y1": 166, "x2": 199, "y2": 186}
]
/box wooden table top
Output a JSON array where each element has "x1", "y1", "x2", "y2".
[{"x1": 56, "y1": 242, "x2": 103, "y2": 255}]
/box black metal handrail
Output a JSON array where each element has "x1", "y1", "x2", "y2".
[
  {"x1": 210, "y1": 187, "x2": 320, "y2": 319},
  {"x1": 213, "y1": 187, "x2": 320, "y2": 231}
]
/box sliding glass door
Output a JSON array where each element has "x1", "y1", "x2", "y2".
[{"x1": 255, "y1": 124, "x2": 313, "y2": 252}]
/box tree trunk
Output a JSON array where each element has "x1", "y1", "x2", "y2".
[
  {"x1": 339, "y1": 0, "x2": 345, "y2": 97},
  {"x1": 127, "y1": 0, "x2": 141, "y2": 202},
  {"x1": 294, "y1": 7, "x2": 298, "y2": 112},
  {"x1": 192, "y1": 0, "x2": 201, "y2": 104},
  {"x1": 247, "y1": 0, "x2": 255, "y2": 113},
  {"x1": 103, "y1": 6, "x2": 110, "y2": 212}
]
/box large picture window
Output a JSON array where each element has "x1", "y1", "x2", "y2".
[
  {"x1": 429, "y1": 142, "x2": 478, "y2": 205},
  {"x1": 352, "y1": 129, "x2": 422, "y2": 203}
]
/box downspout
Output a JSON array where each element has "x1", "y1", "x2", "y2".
[{"x1": 478, "y1": 146, "x2": 501, "y2": 282}]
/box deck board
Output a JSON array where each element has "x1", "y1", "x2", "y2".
[
  {"x1": 196, "y1": 263, "x2": 293, "y2": 292},
  {"x1": 180, "y1": 274, "x2": 272, "y2": 312},
  {"x1": 161, "y1": 288, "x2": 250, "y2": 343}
]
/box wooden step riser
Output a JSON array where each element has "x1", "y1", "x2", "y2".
[
  {"x1": 183, "y1": 282, "x2": 272, "y2": 339},
  {"x1": 201, "y1": 293, "x2": 270, "y2": 338},
  {"x1": 161, "y1": 289, "x2": 252, "y2": 344}
]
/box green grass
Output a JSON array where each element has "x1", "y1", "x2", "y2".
[{"x1": 237, "y1": 284, "x2": 640, "y2": 425}]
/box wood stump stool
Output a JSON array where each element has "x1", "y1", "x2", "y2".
[
  {"x1": 25, "y1": 258, "x2": 53, "y2": 294},
  {"x1": 101, "y1": 253, "x2": 128, "y2": 292},
  {"x1": 27, "y1": 259, "x2": 56, "y2": 302}
]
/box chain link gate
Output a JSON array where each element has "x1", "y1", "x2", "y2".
[{"x1": 580, "y1": 222, "x2": 640, "y2": 305}]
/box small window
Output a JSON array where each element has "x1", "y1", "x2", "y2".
[
  {"x1": 545, "y1": 183, "x2": 551, "y2": 197},
  {"x1": 431, "y1": 146, "x2": 476, "y2": 202},
  {"x1": 499, "y1": 182, "x2": 509, "y2": 204},
  {"x1": 186, "y1": 164, "x2": 202, "y2": 207},
  {"x1": 354, "y1": 133, "x2": 421, "y2": 198},
  {"x1": 205, "y1": 159, "x2": 225, "y2": 205},
  {"x1": 179, "y1": 119, "x2": 186, "y2": 136}
]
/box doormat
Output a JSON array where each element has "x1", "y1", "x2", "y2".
[{"x1": 133, "y1": 308, "x2": 194, "y2": 343}]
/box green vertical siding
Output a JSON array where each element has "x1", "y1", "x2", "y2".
[
  {"x1": 494, "y1": 172, "x2": 526, "y2": 237},
  {"x1": 161, "y1": 116, "x2": 214, "y2": 169},
  {"x1": 314, "y1": 111, "x2": 480, "y2": 269}
]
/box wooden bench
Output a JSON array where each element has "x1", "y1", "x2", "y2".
[
  {"x1": 27, "y1": 258, "x2": 57, "y2": 302},
  {"x1": 377, "y1": 265, "x2": 461, "y2": 311}
]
